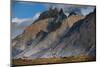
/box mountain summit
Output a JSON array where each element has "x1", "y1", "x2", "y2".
[{"x1": 38, "y1": 8, "x2": 66, "y2": 20}]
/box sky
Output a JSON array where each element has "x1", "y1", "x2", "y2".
[{"x1": 12, "y1": 1, "x2": 47, "y2": 18}]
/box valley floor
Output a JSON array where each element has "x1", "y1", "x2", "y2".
[{"x1": 12, "y1": 54, "x2": 96, "y2": 66}]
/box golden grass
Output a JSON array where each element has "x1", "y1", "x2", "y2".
[{"x1": 12, "y1": 54, "x2": 96, "y2": 66}]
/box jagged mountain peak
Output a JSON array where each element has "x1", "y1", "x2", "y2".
[
  {"x1": 38, "y1": 7, "x2": 66, "y2": 20},
  {"x1": 59, "y1": 8, "x2": 64, "y2": 13}
]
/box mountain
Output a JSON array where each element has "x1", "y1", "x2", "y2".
[
  {"x1": 11, "y1": 18, "x2": 33, "y2": 39},
  {"x1": 35, "y1": 8, "x2": 66, "y2": 21},
  {"x1": 11, "y1": 12, "x2": 41, "y2": 39},
  {"x1": 11, "y1": 8, "x2": 95, "y2": 59},
  {"x1": 41, "y1": 9, "x2": 96, "y2": 58}
]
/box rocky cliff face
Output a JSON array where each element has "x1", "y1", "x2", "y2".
[{"x1": 11, "y1": 8, "x2": 95, "y2": 59}]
